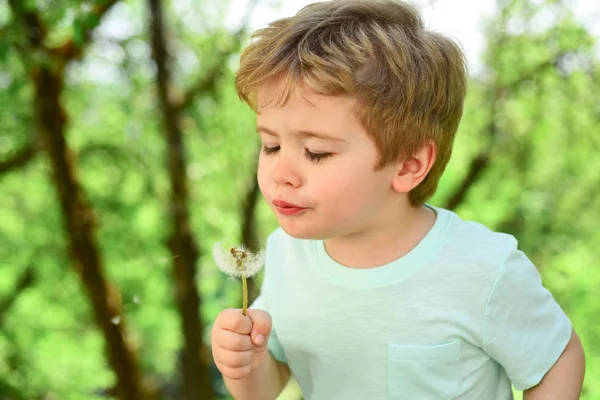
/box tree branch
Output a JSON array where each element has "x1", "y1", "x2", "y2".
[
  {"x1": 9, "y1": 0, "x2": 120, "y2": 59},
  {"x1": 51, "y1": 0, "x2": 121, "y2": 61},
  {"x1": 501, "y1": 52, "x2": 564, "y2": 92},
  {"x1": 444, "y1": 153, "x2": 490, "y2": 211},
  {"x1": 0, "y1": 265, "x2": 36, "y2": 330},
  {"x1": 7, "y1": 0, "x2": 47, "y2": 48},
  {"x1": 444, "y1": 86, "x2": 499, "y2": 211},
  {"x1": 444, "y1": 49, "x2": 567, "y2": 211},
  {"x1": 0, "y1": 139, "x2": 138, "y2": 178},
  {"x1": 0, "y1": 140, "x2": 40, "y2": 177},
  {"x1": 172, "y1": 0, "x2": 259, "y2": 112}
]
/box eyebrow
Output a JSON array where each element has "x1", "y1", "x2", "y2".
[{"x1": 256, "y1": 126, "x2": 348, "y2": 143}]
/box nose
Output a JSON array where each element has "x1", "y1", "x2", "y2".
[{"x1": 273, "y1": 153, "x2": 301, "y2": 188}]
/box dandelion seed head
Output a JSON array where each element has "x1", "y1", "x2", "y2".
[{"x1": 213, "y1": 242, "x2": 265, "y2": 278}]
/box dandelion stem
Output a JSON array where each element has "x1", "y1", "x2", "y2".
[
  {"x1": 215, "y1": 244, "x2": 263, "y2": 316},
  {"x1": 242, "y1": 274, "x2": 248, "y2": 316}
]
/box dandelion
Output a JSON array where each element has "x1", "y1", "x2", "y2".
[{"x1": 213, "y1": 243, "x2": 265, "y2": 316}]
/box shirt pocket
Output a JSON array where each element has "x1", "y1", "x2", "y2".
[{"x1": 387, "y1": 341, "x2": 462, "y2": 400}]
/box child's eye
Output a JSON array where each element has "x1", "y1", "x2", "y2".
[
  {"x1": 262, "y1": 145, "x2": 280, "y2": 155},
  {"x1": 305, "y1": 149, "x2": 333, "y2": 162},
  {"x1": 261, "y1": 145, "x2": 332, "y2": 163}
]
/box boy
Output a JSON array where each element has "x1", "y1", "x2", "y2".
[{"x1": 211, "y1": 0, "x2": 585, "y2": 399}]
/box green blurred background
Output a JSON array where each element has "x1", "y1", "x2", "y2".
[{"x1": 0, "y1": 0, "x2": 598, "y2": 399}]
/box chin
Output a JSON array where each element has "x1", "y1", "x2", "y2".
[{"x1": 278, "y1": 221, "x2": 332, "y2": 240}]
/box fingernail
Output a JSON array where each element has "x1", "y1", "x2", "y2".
[{"x1": 254, "y1": 334, "x2": 264, "y2": 345}]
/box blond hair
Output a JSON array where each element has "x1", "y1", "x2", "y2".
[{"x1": 235, "y1": 0, "x2": 468, "y2": 206}]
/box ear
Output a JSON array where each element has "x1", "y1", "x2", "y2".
[{"x1": 392, "y1": 140, "x2": 437, "y2": 194}]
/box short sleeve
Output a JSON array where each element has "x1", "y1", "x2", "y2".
[
  {"x1": 249, "y1": 230, "x2": 287, "y2": 363},
  {"x1": 481, "y1": 243, "x2": 572, "y2": 390}
]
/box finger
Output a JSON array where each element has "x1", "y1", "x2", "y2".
[
  {"x1": 214, "y1": 330, "x2": 253, "y2": 351},
  {"x1": 218, "y1": 364, "x2": 253, "y2": 381},
  {"x1": 247, "y1": 309, "x2": 272, "y2": 346},
  {"x1": 213, "y1": 349, "x2": 253, "y2": 369},
  {"x1": 218, "y1": 308, "x2": 252, "y2": 335}
]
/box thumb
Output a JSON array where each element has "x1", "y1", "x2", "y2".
[{"x1": 247, "y1": 309, "x2": 272, "y2": 347}]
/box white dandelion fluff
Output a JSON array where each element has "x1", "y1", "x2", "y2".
[
  {"x1": 212, "y1": 243, "x2": 265, "y2": 278},
  {"x1": 213, "y1": 243, "x2": 265, "y2": 316}
]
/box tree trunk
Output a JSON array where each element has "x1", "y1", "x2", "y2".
[
  {"x1": 33, "y1": 66, "x2": 147, "y2": 399},
  {"x1": 148, "y1": 0, "x2": 215, "y2": 398}
]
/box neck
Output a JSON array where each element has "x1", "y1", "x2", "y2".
[{"x1": 323, "y1": 203, "x2": 436, "y2": 269}]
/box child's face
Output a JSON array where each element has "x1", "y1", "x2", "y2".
[{"x1": 256, "y1": 80, "x2": 401, "y2": 240}]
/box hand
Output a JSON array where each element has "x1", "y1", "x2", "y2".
[{"x1": 211, "y1": 308, "x2": 273, "y2": 380}]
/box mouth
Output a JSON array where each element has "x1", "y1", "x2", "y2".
[{"x1": 273, "y1": 199, "x2": 307, "y2": 216}]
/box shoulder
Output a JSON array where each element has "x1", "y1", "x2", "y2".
[
  {"x1": 437, "y1": 207, "x2": 518, "y2": 255},
  {"x1": 435, "y1": 207, "x2": 520, "y2": 279}
]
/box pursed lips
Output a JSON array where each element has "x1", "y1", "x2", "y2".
[{"x1": 272, "y1": 199, "x2": 305, "y2": 209}]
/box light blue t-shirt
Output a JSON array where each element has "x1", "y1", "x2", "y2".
[{"x1": 251, "y1": 206, "x2": 572, "y2": 400}]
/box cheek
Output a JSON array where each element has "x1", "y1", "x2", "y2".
[
  {"x1": 314, "y1": 168, "x2": 386, "y2": 212},
  {"x1": 257, "y1": 157, "x2": 270, "y2": 195},
  {"x1": 313, "y1": 171, "x2": 363, "y2": 208}
]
